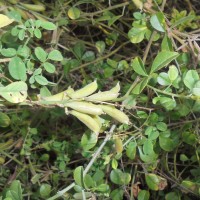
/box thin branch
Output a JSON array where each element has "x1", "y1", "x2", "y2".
[{"x1": 47, "y1": 125, "x2": 116, "y2": 200}]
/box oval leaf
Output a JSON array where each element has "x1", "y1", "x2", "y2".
[
  {"x1": 35, "y1": 75, "x2": 48, "y2": 86},
  {"x1": 74, "y1": 166, "x2": 84, "y2": 187},
  {"x1": 8, "y1": 56, "x2": 27, "y2": 81},
  {"x1": 150, "y1": 12, "x2": 165, "y2": 32},
  {"x1": 150, "y1": 51, "x2": 179, "y2": 74},
  {"x1": 0, "y1": 112, "x2": 10, "y2": 127},
  {"x1": 35, "y1": 47, "x2": 47, "y2": 62},
  {"x1": 110, "y1": 169, "x2": 131, "y2": 185},
  {"x1": 0, "y1": 81, "x2": 27, "y2": 103},
  {"x1": 68, "y1": 7, "x2": 81, "y2": 20},
  {"x1": 184, "y1": 70, "x2": 199, "y2": 90},
  {"x1": 41, "y1": 21, "x2": 57, "y2": 30},
  {"x1": 48, "y1": 50, "x2": 63, "y2": 61},
  {"x1": 81, "y1": 132, "x2": 98, "y2": 151},
  {"x1": 131, "y1": 57, "x2": 148, "y2": 76}
]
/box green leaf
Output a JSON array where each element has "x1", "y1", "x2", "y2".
[
  {"x1": 181, "y1": 180, "x2": 200, "y2": 194},
  {"x1": 143, "y1": 139, "x2": 154, "y2": 155},
  {"x1": 48, "y1": 50, "x2": 63, "y2": 61},
  {"x1": 35, "y1": 20, "x2": 42, "y2": 28},
  {"x1": 34, "y1": 28, "x2": 42, "y2": 39},
  {"x1": 18, "y1": 29, "x2": 25, "y2": 40},
  {"x1": 192, "y1": 80, "x2": 200, "y2": 96},
  {"x1": 183, "y1": 70, "x2": 199, "y2": 90},
  {"x1": 0, "y1": 81, "x2": 27, "y2": 103},
  {"x1": 110, "y1": 189, "x2": 123, "y2": 200},
  {"x1": 35, "y1": 47, "x2": 47, "y2": 62},
  {"x1": 171, "y1": 15, "x2": 195, "y2": 28},
  {"x1": 92, "y1": 170, "x2": 104, "y2": 182},
  {"x1": 180, "y1": 154, "x2": 189, "y2": 162},
  {"x1": 73, "y1": 192, "x2": 92, "y2": 200},
  {"x1": 110, "y1": 169, "x2": 131, "y2": 185},
  {"x1": 153, "y1": 97, "x2": 176, "y2": 110},
  {"x1": 150, "y1": 51, "x2": 179, "y2": 74},
  {"x1": 168, "y1": 65, "x2": 178, "y2": 81},
  {"x1": 128, "y1": 25, "x2": 147, "y2": 43},
  {"x1": 122, "y1": 95, "x2": 137, "y2": 109},
  {"x1": 138, "y1": 147, "x2": 158, "y2": 163},
  {"x1": 133, "y1": 11, "x2": 143, "y2": 20},
  {"x1": 95, "y1": 184, "x2": 109, "y2": 192},
  {"x1": 108, "y1": 15, "x2": 122, "y2": 26},
  {"x1": 6, "y1": 180, "x2": 22, "y2": 200},
  {"x1": 0, "y1": 112, "x2": 10, "y2": 127},
  {"x1": 81, "y1": 132, "x2": 98, "y2": 151},
  {"x1": 111, "y1": 158, "x2": 118, "y2": 169},
  {"x1": 74, "y1": 166, "x2": 84, "y2": 187},
  {"x1": 156, "y1": 122, "x2": 167, "y2": 131},
  {"x1": 150, "y1": 12, "x2": 165, "y2": 32},
  {"x1": 8, "y1": 56, "x2": 27, "y2": 81},
  {"x1": 165, "y1": 192, "x2": 180, "y2": 200},
  {"x1": 161, "y1": 35, "x2": 173, "y2": 51},
  {"x1": 33, "y1": 68, "x2": 42, "y2": 76},
  {"x1": 145, "y1": 174, "x2": 159, "y2": 191},
  {"x1": 17, "y1": 45, "x2": 30, "y2": 58},
  {"x1": 131, "y1": 57, "x2": 148, "y2": 76},
  {"x1": 84, "y1": 174, "x2": 95, "y2": 188},
  {"x1": 35, "y1": 75, "x2": 48, "y2": 86},
  {"x1": 182, "y1": 132, "x2": 197, "y2": 145},
  {"x1": 1, "y1": 48, "x2": 16, "y2": 57},
  {"x1": 126, "y1": 142, "x2": 137, "y2": 160},
  {"x1": 73, "y1": 42, "x2": 85, "y2": 59},
  {"x1": 68, "y1": 7, "x2": 81, "y2": 20},
  {"x1": 39, "y1": 184, "x2": 51, "y2": 198},
  {"x1": 132, "y1": 77, "x2": 149, "y2": 94},
  {"x1": 157, "y1": 72, "x2": 171, "y2": 86},
  {"x1": 95, "y1": 41, "x2": 105, "y2": 54},
  {"x1": 40, "y1": 86, "x2": 51, "y2": 97},
  {"x1": 82, "y1": 51, "x2": 95, "y2": 62},
  {"x1": 7, "y1": 10, "x2": 22, "y2": 23},
  {"x1": 41, "y1": 21, "x2": 57, "y2": 30},
  {"x1": 138, "y1": 190, "x2": 150, "y2": 200},
  {"x1": 145, "y1": 173, "x2": 167, "y2": 191},
  {"x1": 159, "y1": 136, "x2": 175, "y2": 151},
  {"x1": 43, "y1": 62, "x2": 56, "y2": 73}
]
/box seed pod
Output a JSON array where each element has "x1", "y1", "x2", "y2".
[
  {"x1": 20, "y1": 3, "x2": 46, "y2": 12},
  {"x1": 69, "y1": 80, "x2": 98, "y2": 99},
  {"x1": 70, "y1": 110, "x2": 100, "y2": 133},
  {"x1": 42, "y1": 88, "x2": 74, "y2": 102},
  {"x1": 65, "y1": 101, "x2": 103, "y2": 115},
  {"x1": 115, "y1": 138, "x2": 123, "y2": 154},
  {"x1": 110, "y1": 82, "x2": 120, "y2": 93},
  {"x1": 100, "y1": 105, "x2": 129, "y2": 124},
  {"x1": 92, "y1": 115, "x2": 102, "y2": 129},
  {"x1": 32, "y1": 0, "x2": 45, "y2": 6},
  {"x1": 85, "y1": 92, "x2": 119, "y2": 102},
  {"x1": 33, "y1": 13, "x2": 47, "y2": 21},
  {"x1": 7, "y1": 0, "x2": 19, "y2": 4},
  {"x1": 85, "y1": 82, "x2": 120, "y2": 102}
]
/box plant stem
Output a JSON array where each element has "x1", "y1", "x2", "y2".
[
  {"x1": 0, "y1": 151, "x2": 23, "y2": 166},
  {"x1": 147, "y1": 85, "x2": 191, "y2": 99},
  {"x1": 47, "y1": 125, "x2": 116, "y2": 200},
  {"x1": 143, "y1": 0, "x2": 167, "y2": 64},
  {"x1": 82, "y1": 2, "x2": 129, "y2": 16}
]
